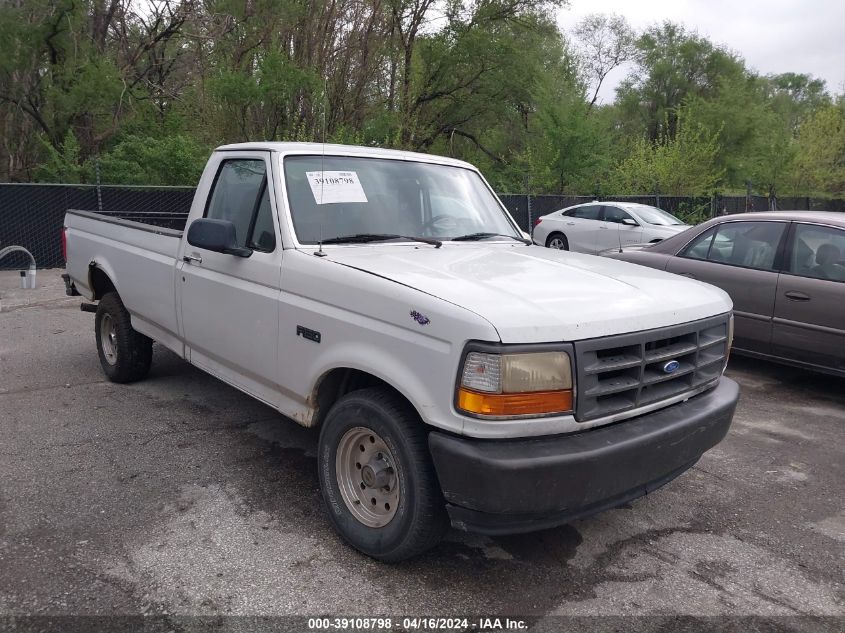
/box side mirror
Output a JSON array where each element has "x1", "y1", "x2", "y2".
[
  {"x1": 186, "y1": 219, "x2": 252, "y2": 257},
  {"x1": 621, "y1": 218, "x2": 639, "y2": 227}
]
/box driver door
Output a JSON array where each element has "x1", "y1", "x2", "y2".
[
  {"x1": 560, "y1": 205, "x2": 604, "y2": 253},
  {"x1": 665, "y1": 220, "x2": 788, "y2": 354},
  {"x1": 178, "y1": 152, "x2": 284, "y2": 406},
  {"x1": 599, "y1": 206, "x2": 644, "y2": 251}
]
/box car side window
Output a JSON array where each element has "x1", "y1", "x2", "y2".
[
  {"x1": 704, "y1": 222, "x2": 785, "y2": 271},
  {"x1": 205, "y1": 159, "x2": 274, "y2": 251},
  {"x1": 603, "y1": 206, "x2": 635, "y2": 224},
  {"x1": 680, "y1": 227, "x2": 716, "y2": 260},
  {"x1": 788, "y1": 224, "x2": 845, "y2": 282},
  {"x1": 564, "y1": 205, "x2": 601, "y2": 221}
]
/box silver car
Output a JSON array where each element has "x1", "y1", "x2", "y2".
[
  {"x1": 532, "y1": 201, "x2": 689, "y2": 253},
  {"x1": 603, "y1": 211, "x2": 845, "y2": 377}
]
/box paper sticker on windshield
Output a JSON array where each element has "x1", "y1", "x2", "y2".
[{"x1": 306, "y1": 171, "x2": 368, "y2": 205}]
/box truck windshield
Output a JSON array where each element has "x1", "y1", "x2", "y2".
[{"x1": 283, "y1": 156, "x2": 520, "y2": 244}]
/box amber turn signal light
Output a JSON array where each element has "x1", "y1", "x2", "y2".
[{"x1": 457, "y1": 387, "x2": 573, "y2": 417}]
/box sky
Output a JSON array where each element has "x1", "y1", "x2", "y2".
[{"x1": 556, "y1": 0, "x2": 845, "y2": 104}]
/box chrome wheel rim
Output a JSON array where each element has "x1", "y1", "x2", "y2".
[
  {"x1": 549, "y1": 237, "x2": 566, "y2": 249},
  {"x1": 335, "y1": 426, "x2": 400, "y2": 527},
  {"x1": 100, "y1": 313, "x2": 118, "y2": 365}
]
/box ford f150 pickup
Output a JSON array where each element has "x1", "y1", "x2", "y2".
[{"x1": 63, "y1": 142, "x2": 739, "y2": 561}]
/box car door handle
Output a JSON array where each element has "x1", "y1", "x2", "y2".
[
  {"x1": 183, "y1": 254, "x2": 202, "y2": 265},
  {"x1": 679, "y1": 272, "x2": 696, "y2": 279},
  {"x1": 599, "y1": 225, "x2": 609, "y2": 229},
  {"x1": 566, "y1": 222, "x2": 575, "y2": 226},
  {"x1": 784, "y1": 290, "x2": 810, "y2": 301}
]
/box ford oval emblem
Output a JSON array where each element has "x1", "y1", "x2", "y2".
[{"x1": 663, "y1": 360, "x2": 680, "y2": 374}]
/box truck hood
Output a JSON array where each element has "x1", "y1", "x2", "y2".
[{"x1": 325, "y1": 244, "x2": 732, "y2": 343}]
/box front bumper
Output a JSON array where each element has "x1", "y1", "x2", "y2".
[{"x1": 429, "y1": 377, "x2": 739, "y2": 535}]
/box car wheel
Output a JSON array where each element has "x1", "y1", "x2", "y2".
[
  {"x1": 318, "y1": 387, "x2": 448, "y2": 561},
  {"x1": 95, "y1": 292, "x2": 153, "y2": 383},
  {"x1": 547, "y1": 233, "x2": 569, "y2": 250}
]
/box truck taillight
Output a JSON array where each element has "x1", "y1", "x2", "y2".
[{"x1": 61, "y1": 227, "x2": 67, "y2": 262}]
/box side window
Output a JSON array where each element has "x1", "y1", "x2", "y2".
[
  {"x1": 565, "y1": 205, "x2": 601, "y2": 220},
  {"x1": 788, "y1": 224, "x2": 845, "y2": 282},
  {"x1": 704, "y1": 222, "x2": 785, "y2": 271},
  {"x1": 680, "y1": 227, "x2": 717, "y2": 260},
  {"x1": 603, "y1": 206, "x2": 634, "y2": 224},
  {"x1": 205, "y1": 159, "x2": 275, "y2": 251}
]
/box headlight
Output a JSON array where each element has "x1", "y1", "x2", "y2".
[{"x1": 457, "y1": 350, "x2": 574, "y2": 418}]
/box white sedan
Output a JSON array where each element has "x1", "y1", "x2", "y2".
[{"x1": 532, "y1": 201, "x2": 690, "y2": 254}]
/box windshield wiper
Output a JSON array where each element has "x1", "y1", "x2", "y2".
[
  {"x1": 320, "y1": 233, "x2": 442, "y2": 248},
  {"x1": 451, "y1": 232, "x2": 531, "y2": 244}
]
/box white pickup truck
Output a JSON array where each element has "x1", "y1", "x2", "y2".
[{"x1": 63, "y1": 142, "x2": 739, "y2": 561}]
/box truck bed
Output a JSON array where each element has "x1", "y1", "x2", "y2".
[
  {"x1": 68, "y1": 208, "x2": 189, "y2": 233},
  {"x1": 64, "y1": 209, "x2": 186, "y2": 355}
]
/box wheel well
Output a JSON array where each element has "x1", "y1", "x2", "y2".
[
  {"x1": 311, "y1": 368, "x2": 409, "y2": 428},
  {"x1": 546, "y1": 231, "x2": 565, "y2": 245},
  {"x1": 89, "y1": 266, "x2": 116, "y2": 300}
]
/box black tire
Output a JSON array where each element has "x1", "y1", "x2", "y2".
[
  {"x1": 546, "y1": 232, "x2": 569, "y2": 250},
  {"x1": 95, "y1": 291, "x2": 153, "y2": 383},
  {"x1": 318, "y1": 387, "x2": 449, "y2": 562}
]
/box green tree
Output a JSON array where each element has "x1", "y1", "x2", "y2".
[
  {"x1": 92, "y1": 134, "x2": 209, "y2": 186},
  {"x1": 616, "y1": 22, "x2": 746, "y2": 142},
  {"x1": 611, "y1": 107, "x2": 723, "y2": 195},
  {"x1": 789, "y1": 104, "x2": 845, "y2": 196}
]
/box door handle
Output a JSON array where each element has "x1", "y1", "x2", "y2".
[
  {"x1": 183, "y1": 254, "x2": 202, "y2": 265},
  {"x1": 566, "y1": 222, "x2": 575, "y2": 226},
  {"x1": 679, "y1": 272, "x2": 696, "y2": 279},
  {"x1": 784, "y1": 290, "x2": 810, "y2": 301},
  {"x1": 599, "y1": 225, "x2": 609, "y2": 229}
]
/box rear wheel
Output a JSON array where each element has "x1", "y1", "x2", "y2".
[
  {"x1": 95, "y1": 292, "x2": 153, "y2": 383},
  {"x1": 318, "y1": 387, "x2": 448, "y2": 561},
  {"x1": 547, "y1": 232, "x2": 569, "y2": 250}
]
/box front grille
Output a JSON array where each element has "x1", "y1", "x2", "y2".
[{"x1": 574, "y1": 314, "x2": 729, "y2": 422}]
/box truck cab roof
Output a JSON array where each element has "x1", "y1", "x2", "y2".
[{"x1": 214, "y1": 142, "x2": 475, "y2": 170}]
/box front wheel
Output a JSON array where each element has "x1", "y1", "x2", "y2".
[
  {"x1": 546, "y1": 232, "x2": 569, "y2": 250},
  {"x1": 318, "y1": 387, "x2": 448, "y2": 561}
]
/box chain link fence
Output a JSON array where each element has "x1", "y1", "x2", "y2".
[
  {"x1": 1, "y1": 184, "x2": 843, "y2": 269},
  {"x1": 499, "y1": 193, "x2": 845, "y2": 233},
  {"x1": 0, "y1": 184, "x2": 192, "y2": 269}
]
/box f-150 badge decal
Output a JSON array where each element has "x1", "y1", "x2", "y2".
[{"x1": 410, "y1": 310, "x2": 430, "y2": 326}]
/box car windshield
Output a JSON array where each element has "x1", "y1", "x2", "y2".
[
  {"x1": 282, "y1": 155, "x2": 520, "y2": 244},
  {"x1": 629, "y1": 205, "x2": 685, "y2": 226}
]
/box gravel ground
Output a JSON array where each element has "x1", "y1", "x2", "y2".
[{"x1": 0, "y1": 269, "x2": 842, "y2": 631}]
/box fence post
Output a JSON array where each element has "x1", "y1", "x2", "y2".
[
  {"x1": 526, "y1": 194, "x2": 532, "y2": 232},
  {"x1": 95, "y1": 157, "x2": 103, "y2": 213}
]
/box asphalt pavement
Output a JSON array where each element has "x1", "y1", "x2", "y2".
[{"x1": 0, "y1": 269, "x2": 842, "y2": 631}]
